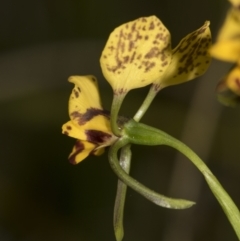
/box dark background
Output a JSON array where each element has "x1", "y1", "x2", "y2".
[{"x1": 1, "y1": 0, "x2": 240, "y2": 241}]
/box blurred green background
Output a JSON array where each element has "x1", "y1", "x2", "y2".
[{"x1": 1, "y1": 0, "x2": 240, "y2": 241}]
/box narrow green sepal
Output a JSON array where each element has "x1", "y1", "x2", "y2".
[{"x1": 109, "y1": 138, "x2": 195, "y2": 210}]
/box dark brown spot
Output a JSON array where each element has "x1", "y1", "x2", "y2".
[
  {"x1": 136, "y1": 32, "x2": 142, "y2": 40},
  {"x1": 179, "y1": 54, "x2": 188, "y2": 63},
  {"x1": 144, "y1": 47, "x2": 160, "y2": 59},
  {"x1": 128, "y1": 33, "x2": 132, "y2": 40},
  {"x1": 123, "y1": 56, "x2": 129, "y2": 63},
  {"x1": 130, "y1": 51, "x2": 136, "y2": 63},
  {"x1": 74, "y1": 89, "x2": 79, "y2": 98},
  {"x1": 71, "y1": 108, "x2": 110, "y2": 125},
  {"x1": 66, "y1": 126, "x2": 72, "y2": 130},
  {"x1": 63, "y1": 131, "x2": 69, "y2": 135},
  {"x1": 162, "y1": 61, "x2": 168, "y2": 67},
  {"x1": 155, "y1": 33, "x2": 163, "y2": 40},
  {"x1": 131, "y1": 22, "x2": 136, "y2": 31},
  {"x1": 129, "y1": 41, "x2": 134, "y2": 51},
  {"x1": 108, "y1": 45, "x2": 115, "y2": 51},
  {"x1": 85, "y1": 130, "x2": 112, "y2": 144},
  {"x1": 91, "y1": 77, "x2": 96, "y2": 82},
  {"x1": 69, "y1": 141, "x2": 85, "y2": 164},
  {"x1": 120, "y1": 42, "x2": 125, "y2": 53},
  {"x1": 149, "y1": 21, "x2": 155, "y2": 30},
  {"x1": 144, "y1": 62, "x2": 156, "y2": 72}
]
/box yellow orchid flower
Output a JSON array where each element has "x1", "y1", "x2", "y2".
[
  {"x1": 63, "y1": 17, "x2": 212, "y2": 163},
  {"x1": 209, "y1": 0, "x2": 240, "y2": 97},
  {"x1": 210, "y1": 7, "x2": 240, "y2": 62},
  {"x1": 62, "y1": 75, "x2": 117, "y2": 164},
  {"x1": 100, "y1": 15, "x2": 172, "y2": 94}
]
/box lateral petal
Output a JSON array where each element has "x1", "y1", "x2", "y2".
[{"x1": 159, "y1": 21, "x2": 211, "y2": 88}]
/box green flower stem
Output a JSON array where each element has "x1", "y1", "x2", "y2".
[
  {"x1": 109, "y1": 137, "x2": 195, "y2": 209},
  {"x1": 113, "y1": 84, "x2": 160, "y2": 241},
  {"x1": 114, "y1": 144, "x2": 131, "y2": 241},
  {"x1": 124, "y1": 120, "x2": 240, "y2": 239},
  {"x1": 111, "y1": 93, "x2": 127, "y2": 136},
  {"x1": 134, "y1": 84, "x2": 160, "y2": 122}
]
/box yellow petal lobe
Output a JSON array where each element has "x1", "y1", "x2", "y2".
[
  {"x1": 68, "y1": 75, "x2": 102, "y2": 118},
  {"x1": 62, "y1": 120, "x2": 85, "y2": 140},
  {"x1": 100, "y1": 15, "x2": 171, "y2": 93},
  {"x1": 68, "y1": 140, "x2": 96, "y2": 164},
  {"x1": 159, "y1": 21, "x2": 211, "y2": 88},
  {"x1": 210, "y1": 8, "x2": 240, "y2": 62}
]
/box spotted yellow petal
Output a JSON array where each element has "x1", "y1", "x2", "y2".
[
  {"x1": 210, "y1": 8, "x2": 240, "y2": 62},
  {"x1": 68, "y1": 140, "x2": 96, "y2": 164},
  {"x1": 68, "y1": 75, "x2": 102, "y2": 118},
  {"x1": 100, "y1": 16, "x2": 171, "y2": 93},
  {"x1": 158, "y1": 21, "x2": 211, "y2": 88},
  {"x1": 226, "y1": 65, "x2": 240, "y2": 95},
  {"x1": 68, "y1": 75, "x2": 110, "y2": 132}
]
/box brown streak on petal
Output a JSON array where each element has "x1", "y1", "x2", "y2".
[
  {"x1": 73, "y1": 89, "x2": 79, "y2": 98},
  {"x1": 85, "y1": 130, "x2": 112, "y2": 144},
  {"x1": 71, "y1": 108, "x2": 110, "y2": 125},
  {"x1": 69, "y1": 141, "x2": 85, "y2": 164}
]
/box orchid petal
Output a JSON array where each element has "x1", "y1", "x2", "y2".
[
  {"x1": 100, "y1": 15, "x2": 171, "y2": 93},
  {"x1": 158, "y1": 21, "x2": 211, "y2": 88}
]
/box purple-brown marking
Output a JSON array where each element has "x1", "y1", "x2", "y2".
[
  {"x1": 69, "y1": 141, "x2": 85, "y2": 164},
  {"x1": 71, "y1": 108, "x2": 110, "y2": 125},
  {"x1": 85, "y1": 130, "x2": 112, "y2": 144}
]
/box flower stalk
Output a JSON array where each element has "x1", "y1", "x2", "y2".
[{"x1": 113, "y1": 144, "x2": 131, "y2": 241}]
